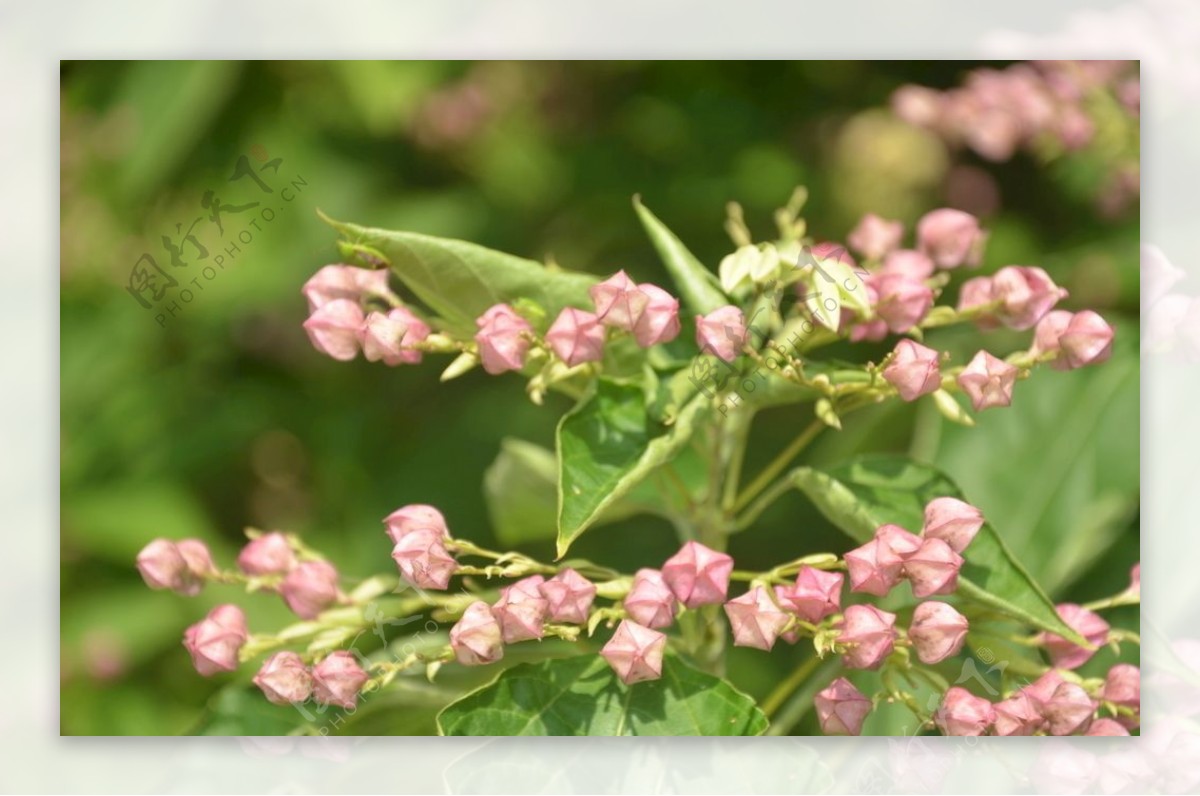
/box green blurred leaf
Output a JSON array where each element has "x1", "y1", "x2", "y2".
[
  {"x1": 321, "y1": 213, "x2": 597, "y2": 335},
  {"x1": 484, "y1": 438, "x2": 560, "y2": 547},
  {"x1": 633, "y1": 197, "x2": 729, "y2": 314},
  {"x1": 556, "y1": 379, "x2": 707, "y2": 558},
  {"x1": 192, "y1": 686, "x2": 311, "y2": 736},
  {"x1": 786, "y1": 455, "x2": 1085, "y2": 644},
  {"x1": 437, "y1": 655, "x2": 767, "y2": 736}
]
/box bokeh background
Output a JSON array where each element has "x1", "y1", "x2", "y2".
[{"x1": 60, "y1": 60, "x2": 1139, "y2": 735}]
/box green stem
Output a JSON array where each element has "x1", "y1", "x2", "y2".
[
  {"x1": 761, "y1": 654, "x2": 824, "y2": 717},
  {"x1": 732, "y1": 418, "x2": 824, "y2": 514}
]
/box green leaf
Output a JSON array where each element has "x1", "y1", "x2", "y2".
[
  {"x1": 320, "y1": 212, "x2": 597, "y2": 335},
  {"x1": 556, "y1": 379, "x2": 707, "y2": 558},
  {"x1": 436, "y1": 655, "x2": 767, "y2": 736},
  {"x1": 633, "y1": 197, "x2": 729, "y2": 314},
  {"x1": 786, "y1": 454, "x2": 1086, "y2": 644},
  {"x1": 484, "y1": 438, "x2": 560, "y2": 547},
  {"x1": 192, "y1": 686, "x2": 311, "y2": 736}
]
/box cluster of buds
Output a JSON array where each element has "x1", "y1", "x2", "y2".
[
  {"x1": 136, "y1": 538, "x2": 215, "y2": 596},
  {"x1": 253, "y1": 650, "x2": 370, "y2": 710},
  {"x1": 301, "y1": 265, "x2": 432, "y2": 364}
]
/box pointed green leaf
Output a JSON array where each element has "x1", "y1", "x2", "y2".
[
  {"x1": 436, "y1": 655, "x2": 767, "y2": 736},
  {"x1": 633, "y1": 197, "x2": 729, "y2": 314},
  {"x1": 785, "y1": 454, "x2": 1085, "y2": 644},
  {"x1": 320, "y1": 212, "x2": 597, "y2": 335},
  {"x1": 556, "y1": 379, "x2": 707, "y2": 558}
]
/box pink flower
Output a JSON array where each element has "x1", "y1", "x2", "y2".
[
  {"x1": 1042, "y1": 603, "x2": 1110, "y2": 669},
  {"x1": 993, "y1": 692, "x2": 1045, "y2": 736},
  {"x1": 724, "y1": 586, "x2": 792, "y2": 651},
  {"x1": 632, "y1": 283, "x2": 681, "y2": 347},
  {"x1": 990, "y1": 265, "x2": 1067, "y2": 330},
  {"x1": 545, "y1": 307, "x2": 606, "y2": 367},
  {"x1": 383, "y1": 504, "x2": 450, "y2": 545},
  {"x1": 916, "y1": 208, "x2": 986, "y2": 269},
  {"x1": 883, "y1": 339, "x2": 941, "y2": 401},
  {"x1": 809, "y1": 241, "x2": 858, "y2": 270},
  {"x1": 908, "y1": 601, "x2": 969, "y2": 663},
  {"x1": 311, "y1": 651, "x2": 369, "y2": 709},
  {"x1": 1021, "y1": 669, "x2": 1068, "y2": 707},
  {"x1": 280, "y1": 560, "x2": 341, "y2": 619},
  {"x1": 777, "y1": 566, "x2": 843, "y2": 623},
  {"x1": 1059, "y1": 310, "x2": 1114, "y2": 369},
  {"x1": 623, "y1": 568, "x2": 678, "y2": 630},
  {"x1": 1102, "y1": 663, "x2": 1140, "y2": 723},
  {"x1": 922, "y1": 497, "x2": 984, "y2": 553},
  {"x1": 814, "y1": 677, "x2": 872, "y2": 735},
  {"x1": 253, "y1": 651, "x2": 312, "y2": 705},
  {"x1": 1084, "y1": 718, "x2": 1130, "y2": 736},
  {"x1": 880, "y1": 249, "x2": 935, "y2": 281},
  {"x1": 492, "y1": 576, "x2": 549, "y2": 643},
  {"x1": 838, "y1": 604, "x2": 897, "y2": 670},
  {"x1": 391, "y1": 528, "x2": 457, "y2": 590},
  {"x1": 237, "y1": 532, "x2": 296, "y2": 576},
  {"x1": 847, "y1": 214, "x2": 904, "y2": 261},
  {"x1": 661, "y1": 541, "x2": 734, "y2": 609},
  {"x1": 935, "y1": 687, "x2": 994, "y2": 736},
  {"x1": 590, "y1": 270, "x2": 650, "y2": 331},
  {"x1": 845, "y1": 526, "x2": 919, "y2": 597},
  {"x1": 956, "y1": 275, "x2": 1000, "y2": 329},
  {"x1": 904, "y1": 538, "x2": 963, "y2": 598},
  {"x1": 302, "y1": 265, "x2": 393, "y2": 311},
  {"x1": 303, "y1": 299, "x2": 365, "y2": 361},
  {"x1": 1127, "y1": 563, "x2": 1140, "y2": 598},
  {"x1": 1031, "y1": 309, "x2": 1073, "y2": 366},
  {"x1": 183, "y1": 604, "x2": 247, "y2": 676},
  {"x1": 137, "y1": 538, "x2": 212, "y2": 596},
  {"x1": 359, "y1": 307, "x2": 430, "y2": 366},
  {"x1": 1043, "y1": 682, "x2": 1097, "y2": 736},
  {"x1": 695, "y1": 305, "x2": 747, "y2": 363},
  {"x1": 600, "y1": 620, "x2": 666, "y2": 685},
  {"x1": 957, "y1": 350, "x2": 1018, "y2": 411},
  {"x1": 538, "y1": 568, "x2": 597, "y2": 624},
  {"x1": 474, "y1": 303, "x2": 533, "y2": 374},
  {"x1": 449, "y1": 601, "x2": 504, "y2": 666},
  {"x1": 870, "y1": 273, "x2": 934, "y2": 333}
]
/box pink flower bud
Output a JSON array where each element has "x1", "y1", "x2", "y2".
[
  {"x1": 991, "y1": 266, "x2": 1067, "y2": 330},
  {"x1": 1058, "y1": 310, "x2": 1114, "y2": 369},
  {"x1": 492, "y1": 575, "x2": 549, "y2": 643},
  {"x1": 237, "y1": 532, "x2": 296, "y2": 576},
  {"x1": 695, "y1": 305, "x2": 748, "y2": 363},
  {"x1": 545, "y1": 307, "x2": 605, "y2": 367},
  {"x1": 303, "y1": 299, "x2": 365, "y2": 361},
  {"x1": 474, "y1": 304, "x2": 533, "y2": 375},
  {"x1": 904, "y1": 537, "x2": 964, "y2": 598},
  {"x1": 383, "y1": 504, "x2": 450, "y2": 545},
  {"x1": 880, "y1": 249, "x2": 935, "y2": 281},
  {"x1": 1042, "y1": 603, "x2": 1110, "y2": 669},
  {"x1": 450, "y1": 601, "x2": 504, "y2": 666},
  {"x1": 870, "y1": 273, "x2": 934, "y2": 333},
  {"x1": 623, "y1": 568, "x2": 678, "y2": 629},
  {"x1": 302, "y1": 265, "x2": 393, "y2": 311},
  {"x1": 1084, "y1": 718, "x2": 1130, "y2": 736},
  {"x1": 993, "y1": 691, "x2": 1045, "y2": 736},
  {"x1": 183, "y1": 604, "x2": 247, "y2": 676},
  {"x1": 814, "y1": 677, "x2": 872, "y2": 735},
  {"x1": 724, "y1": 586, "x2": 792, "y2": 651},
  {"x1": 253, "y1": 651, "x2": 312, "y2": 705},
  {"x1": 957, "y1": 350, "x2": 1018, "y2": 411},
  {"x1": 838, "y1": 604, "x2": 897, "y2": 670},
  {"x1": 1128, "y1": 563, "x2": 1140, "y2": 598},
  {"x1": 632, "y1": 283, "x2": 681, "y2": 347},
  {"x1": 280, "y1": 560, "x2": 341, "y2": 619},
  {"x1": 391, "y1": 528, "x2": 456, "y2": 590},
  {"x1": 1043, "y1": 682, "x2": 1097, "y2": 736},
  {"x1": 137, "y1": 538, "x2": 210, "y2": 596},
  {"x1": 1102, "y1": 664, "x2": 1140, "y2": 715},
  {"x1": 1021, "y1": 668, "x2": 1068, "y2": 707},
  {"x1": 538, "y1": 568, "x2": 596, "y2": 624},
  {"x1": 590, "y1": 270, "x2": 650, "y2": 331},
  {"x1": 956, "y1": 276, "x2": 1000, "y2": 330},
  {"x1": 176, "y1": 539, "x2": 216, "y2": 583},
  {"x1": 848, "y1": 214, "x2": 904, "y2": 261},
  {"x1": 809, "y1": 241, "x2": 858, "y2": 269},
  {"x1": 600, "y1": 619, "x2": 666, "y2": 685},
  {"x1": 311, "y1": 651, "x2": 369, "y2": 709},
  {"x1": 883, "y1": 339, "x2": 942, "y2": 401},
  {"x1": 916, "y1": 208, "x2": 986, "y2": 269},
  {"x1": 359, "y1": 307, "x2": 430, "y2": 366},
  {"x1": 1031, "y1": 309, "x2": 1073, "y2": 366},
  {"x1": 777, "y1": 566, "x2": 843, "y2": 623},
  {"x1": 922, "y1": 497, "x2": 984, "y2": 554},
  {"x1": 909, "y1": 601, "x2": 969, "y2": 663},
  {"x1": 661, "y1": 541, "x2": 734, "y2": 609},
  {"x1": 935, "y1": 687, "x2": 995, "y2": 736}
]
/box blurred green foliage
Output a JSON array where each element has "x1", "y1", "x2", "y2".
[{"x1": 60, "y1": 61, "x2": 1138, "y2": 735}]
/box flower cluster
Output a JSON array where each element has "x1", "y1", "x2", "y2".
[{"x1": 301, "y1": 265, "x2": 432, "y2": 364}]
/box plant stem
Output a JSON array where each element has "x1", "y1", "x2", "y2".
[
  {"x1": 761, "y1": 654, "x2": 824, "y2": 717},
  {"x1": 765, "y1": 655, "x2": 842, "y2": 735},
  {"x1": 732, "y1": 418, "x2": 824, "y2": 514}
]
